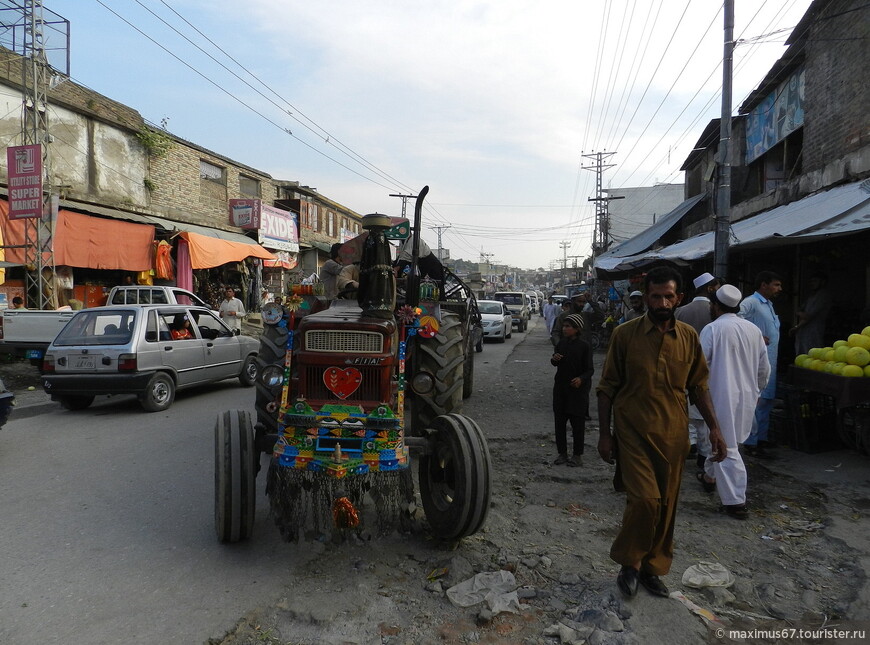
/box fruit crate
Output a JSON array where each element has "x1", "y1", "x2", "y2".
[
  {"x1": 781, "y1": 384, "x2": 842, "y2": 453},
  {"x1": 837, "y1": 405, "x2": 870, "y2": 456}
]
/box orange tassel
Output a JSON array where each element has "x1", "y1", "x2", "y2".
[{"x1": 332, "y1": 496, "x2": 360, "y2": 529}]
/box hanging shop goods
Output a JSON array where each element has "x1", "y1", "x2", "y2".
[{"x1": 214, "y1": 189, "x2": 490, "y2": 544}]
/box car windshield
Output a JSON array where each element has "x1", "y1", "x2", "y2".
[
  {"x1": 497, "y1": 295, "x2": 521, "y2": 305},
  {"x1": 53, "y1": 310, "x2": 136, "y2": 346},
  {"x1": 479, "y1": 302, "x2": 504, "y2": 315}
]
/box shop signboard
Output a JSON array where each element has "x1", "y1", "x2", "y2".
[
  {"x1": 745, "y1": 65, "x2": 805, "y2": 164},
  {"x1": 258, "y1": 203, "x2": 299, "y2": 253},
  {"x1": 228, "y1": 198, "x2": 261, "y2": 229},
  {"x1": 6, "y1": 144, "x2": 43, "y2": 219}
]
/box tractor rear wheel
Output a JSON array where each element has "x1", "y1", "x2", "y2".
[
  {"x1": 462, "y1": 331, "x2": 475, "y2": 400},
  {"x1": 410, "y1": 311, "x2": 464, "y2": 434},
  {"x1": 255, "y1": 318, "x2": 290, "y2": 435},
  {"x1": 418, "y1": 413, "x2": 491, "y2": 540},
  {"x1": 215, "y1": 409, "x2": 257, "y2": 543}
]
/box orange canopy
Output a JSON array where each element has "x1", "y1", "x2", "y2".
[
  {"x1": 54, "y1": 210, "x2": 154, "y2": 270},
  {"x1": 0, "y1": 202, "x2": 154, "y2": 270},
  {"x1": 180, "y1": 231, "x2": 275, "y2": 269}
]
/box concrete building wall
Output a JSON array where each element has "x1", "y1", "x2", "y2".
[{"x1": 605, "y1": 183, "x2": 684, "y2": 243}]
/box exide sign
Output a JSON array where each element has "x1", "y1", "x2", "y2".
[{"x1": 258, "y1": 203, "x2": 299, "y2": 252}]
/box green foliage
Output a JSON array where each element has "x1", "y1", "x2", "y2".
[
  {"x1": 136, "y1": 126, "x2": 173, "y2": 158},
  {"x1": 143, "y1": 178, "x2": 157, "y2": 191}
]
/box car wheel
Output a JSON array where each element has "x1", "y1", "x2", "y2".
[
  {"x1": 140, "y1": 372, "x2": 175, "y2": 412},
  {"x1": 59, "y1": 395, "x2": 94, "y2": 411},
  {"x1": 238, "y1": 354, "x2": 257, "y2": 387}
]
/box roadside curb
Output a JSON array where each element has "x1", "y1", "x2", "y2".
[{"x1": 11, "y1": 398, "x2": 56, "y2": 419}]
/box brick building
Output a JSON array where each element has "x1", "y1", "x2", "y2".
[
  {"x1": 595, "y1": 0, "x2": 869, "y2": 358},
  {"x1": 0, "y1": 47, "x2": 362, "y2": 308}
]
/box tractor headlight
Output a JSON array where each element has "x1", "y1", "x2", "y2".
[
  {"x1": 410, "y1": 372, "x2": 435, "y2": 395},
  {"x1": 261, "y1": 365, "x2": 284, "y2": 387}
]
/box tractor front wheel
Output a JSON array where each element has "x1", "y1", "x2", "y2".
[
  {"x1": 418, "y1": 413, "x2": 491, "y2": 541},
  {"x1": 215, "y1": 409, "x2": 257, "y2": 543}
]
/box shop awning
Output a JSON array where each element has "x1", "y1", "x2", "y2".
[
  {"x1": 180, "y1": 231, "x2": 275, "y2": 269},
  {"x1": 596, "y1": 180, "x2": 870, "y2": 272},
  {"x1": 54, "y1": 210, "x2": 154, "y2": 270},
  {"x1": 595, "y1": 193, "x2": 706, "y2": 271},
  {"x1": 0, "y1": 202, "x2": 155, "y2": 270}
]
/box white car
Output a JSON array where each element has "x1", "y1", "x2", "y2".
[{"x1": 478, "y1": 300, "x2": 513, "y2": 343}]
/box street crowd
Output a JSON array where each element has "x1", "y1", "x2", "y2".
[{"x1": 542, "y1": 267, "x2": 818, "y2": 601}]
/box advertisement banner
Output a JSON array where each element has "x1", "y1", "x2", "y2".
[
  {"x1": 6, "y1": 144, "x2": 43, "y2": 219},
  {"x1": 258, "y1": 203, "x2": 299, "y2": 252},
  {"x1": 745, "y1": 65, "x2": 805, "y2": 164},
  {"x1": 228, "y1": 198, "x2": 261, "y2": 229}
]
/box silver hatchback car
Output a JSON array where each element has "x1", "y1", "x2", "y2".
[{"x1": 42, "y1": 305, "x2": 259, "y2": 412}]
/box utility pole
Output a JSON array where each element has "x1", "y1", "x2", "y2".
[
  {"x1": 431, "y1": 224, "x2": 450, "y2": 262},
  {"x1": 714, "y1": 0, "x2": 734, "y2": 279},
  {"x1": 389, "y1": 193, "x2": 416, "y2": 219},
  {"x1": 582, "y1": 151, "x2": 623, "y2": 268},
  {"x1": 559, "y1": 241, "x2": 569, "y2": 289},
  {"x1": 20, "y1": 0, "x2": 59, "y2": 309}
]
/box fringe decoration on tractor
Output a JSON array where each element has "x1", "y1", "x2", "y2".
[{"x1": 266, "y1": 465, "x2": 415, "y2": 542}]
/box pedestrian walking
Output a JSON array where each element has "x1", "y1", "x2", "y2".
[
  {"x1": 738, "y1": 271, "x2": 783, "y2": 458},
  {"x1": 596, "y1": 266, "x2": 726, "y2": 599},
  {"x1": 699, "y1": 284, "x2": 770, "y2": 519},
  {"x1": 550, "y1": 314, "x2": 593, "y2": 466},
  {"x1": 675, "y1": 271, "x2": 721, "y2": 466}
]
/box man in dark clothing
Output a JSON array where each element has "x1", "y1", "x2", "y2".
[{"x1": 551, "y1": 313, "x2": 594, "y2": 466}]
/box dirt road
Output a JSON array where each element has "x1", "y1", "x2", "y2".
[{"x1": 202, "y1": 318, "x2": 869, "y2": 644}]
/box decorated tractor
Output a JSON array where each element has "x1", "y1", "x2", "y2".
[{"x1": 214, "y1": 187, "x2": 490, "y2": 543}]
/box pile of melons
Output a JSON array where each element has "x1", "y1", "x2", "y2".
[{"x1": 794, "y1": 329, "x2": 870, "y2": 377}]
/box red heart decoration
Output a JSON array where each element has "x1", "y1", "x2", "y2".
[{"x1": 323, "y1": 367, "x2": 362, "y2": 399}]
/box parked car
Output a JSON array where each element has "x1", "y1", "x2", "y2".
[
  {"x1": 477, "y1": 299, "x2": 512, "y2": 343},
  {"x1": 0, "y1": 286, "x2": 214, "y2": 367},
  {"x1": 41, "y1": 305, "x2": 259, "y2": 412},
  {"x1": 493, "y1": 291, "x2": 531, "y2": 332}
]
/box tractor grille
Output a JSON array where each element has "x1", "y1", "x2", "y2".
[
  {"x1": 304, "y1": 365, "x2": 383, "y2": 402},
  {"x1": 305, "y1": 330, "x2": 383, "y2": 353}
]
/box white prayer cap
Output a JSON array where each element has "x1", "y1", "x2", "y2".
[
  {"x1": 693, "y1": 272, "x2": 716, "y2": 289},
  {"x1": 714, "y1": 284, "x2": 742, "y2": 308},
  {"x1": 629, "y1": 290, "x2": 643, "y2": 298}
]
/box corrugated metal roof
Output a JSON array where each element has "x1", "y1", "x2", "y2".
[
  {"x1": 609, "y1": 180, "x2": 870, "y2": 268},
  {"x1": 594, "y1": 193, "x2": 706, "y2": 270}
]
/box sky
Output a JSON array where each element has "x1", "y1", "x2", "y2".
[{"x1": 37, "y1": 0, "x2": 814, "y2": 270}]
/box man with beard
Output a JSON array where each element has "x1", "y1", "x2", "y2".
[
  {"x1": 699, "y1": 285, "x2": 770, "y2": 519},
  {"x1": 597, "y1": 266, "x2": 726, "y2": 599}
]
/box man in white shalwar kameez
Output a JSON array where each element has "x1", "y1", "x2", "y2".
[{"x1": 699, "y1": 284, "x2": 770, "y2": 519}]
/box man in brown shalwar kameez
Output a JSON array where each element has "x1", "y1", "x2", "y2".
[{"x1": 596, "y1": 266, "x2": 727, "y2": 599}]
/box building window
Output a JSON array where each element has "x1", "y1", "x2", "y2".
[
  {"x1": 239, "y1": 175, "x2": 260, "y2": 198},
  {"x1": 199, "y1": 160, "x2": 225, "y2": 184},
  {"x1": 310, "y1": 203, "x2": 319, "y2": 231},
  {"x1": 327, "y1": 211, "x2": 335, "y2": 236}
]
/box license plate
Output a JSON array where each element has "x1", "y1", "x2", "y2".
[
  {"x1": 25, "y1": 349, "x2": 43, "y2": 359},
  {"x1": 72, "y1": 356, "x2": 96, "y2": 369}
]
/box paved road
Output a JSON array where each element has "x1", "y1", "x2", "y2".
[
  {"x1": 0, "y1": 381, "x2": 304, "y2": 645},
  {"x1": 0, "y1": 318, "x2": 537, "y2": 644}
]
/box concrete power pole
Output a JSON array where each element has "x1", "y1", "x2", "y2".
[
  {"x1": 431, "y1": 224, "x2": 450, "y2": 262},
  {"x1": 559, "y1": 241, "x2": 569, "y2": 289},
  {"x1": 582, "y1": 151, "x2": 622, "y2": 270},
  {"x1": 389, "y1": 193, "x2": 416, "y2": 219},
  {"x1": 714, "y1": 0, "x2": 734, "y2": 279}
]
